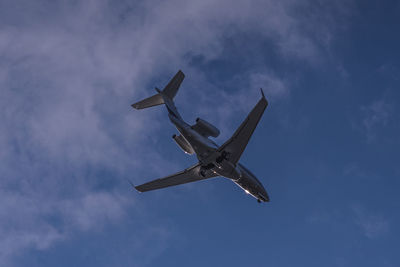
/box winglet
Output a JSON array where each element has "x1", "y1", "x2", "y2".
[
  {"x1": 127, "y1": 178, "x2": 141, "y2": 193},
  {"x1": 260, "y1": 88, "x2": 265, "y2": 99},
  {"x1": 260, "y1": 88, "x2": 268, "y2": 106}
]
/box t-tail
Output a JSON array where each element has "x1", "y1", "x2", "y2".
[{"x1": 131, "y1": 70, "x2": 184, "y2": 119}]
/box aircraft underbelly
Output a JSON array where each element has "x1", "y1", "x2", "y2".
[{"x1": 214, "y1": 161, "x2": 241, "y2": 180}]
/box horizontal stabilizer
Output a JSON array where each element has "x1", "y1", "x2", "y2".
[{"x1": 132, "y1": 93, "x2": 164, "y2": 110}]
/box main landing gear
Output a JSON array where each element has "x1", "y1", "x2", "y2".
[
  {"x1": 199, "y1": 163, "x2": 215, "y2": 177},
  {"x1": 216, "y1": 151, "x2": 229, "y2": 163}
]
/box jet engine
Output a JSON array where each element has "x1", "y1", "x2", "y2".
[
  {"x1": 172, "y1": 134, "x2": 195, "y2": 155},
  {"x1": 194, "y1": 118, "x2": 220, "y2": 138}
]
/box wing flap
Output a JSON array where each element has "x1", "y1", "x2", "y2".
[
  {"x1": 134, "y1": 163, "x2": 217, "y2": 192},
  {"x1": 218, "y1": 90, "x2": 268, "y2": 164}
]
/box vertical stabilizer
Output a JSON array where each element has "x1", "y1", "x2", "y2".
[
  {"x1": 131, "y1": 70, "x2": 185, "y2": 111},
  {"x1": 162, "y1": 70, "x2": 185, "y2": 99}
]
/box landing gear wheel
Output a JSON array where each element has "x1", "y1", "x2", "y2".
[
  {"x1": 257, "y1": 199, "x2": 261, "y2": 203},
  {"x1": 216, "y1": 151, "x2": 230, "y2": 163}
]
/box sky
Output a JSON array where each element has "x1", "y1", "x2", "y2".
[{"x1": 0, "y1": 0, "x2": 399, "y2": 266}]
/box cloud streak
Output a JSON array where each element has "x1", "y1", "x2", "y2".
[
  {"x1": 361, "y1": 99, "x2": 392, "y2": 142},
  {"x1": 352, "y1": 206, "x2": 390, "y2": 239}
]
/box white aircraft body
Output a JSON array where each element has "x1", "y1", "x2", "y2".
[{"x1": 132, "y1": 70, "x2": 269, "y2": 203}]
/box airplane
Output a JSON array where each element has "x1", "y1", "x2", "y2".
[{"x1": 131, "y1": 70, "x2": 270, "y2": 203}]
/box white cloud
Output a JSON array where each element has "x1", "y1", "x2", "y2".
[
  {"x1": 363, "y1": 100, "x2": 390, "y2": 129},
  {"x1": 361, "y1": 99, "x2": 392, "y2": 142},
  {"x1": 0, "y1": 192, "x2": 63, "y2": 260},
  {"x1": 250, "y1": 72, "x2": 288, "y2": 98},
  {"x1": 60, "y1": 192, "x2": 129, "y2": 231},
  {"x1": 306, "y1": 205, "x2": 390, "y2": 240}
]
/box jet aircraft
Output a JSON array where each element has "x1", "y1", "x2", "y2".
[{"x1": 131, "y1": 70, "x2": 269, "y2": 202}]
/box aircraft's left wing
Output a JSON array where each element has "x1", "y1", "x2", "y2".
[{"x1": 134, "y1": 163, "x2": 217, "y2": 192}]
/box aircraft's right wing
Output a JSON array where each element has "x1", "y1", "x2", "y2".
[
  {"x1": 218, "y1": 90, "x2": 268, "y2": 164},
  {"x1": 134, "y1": 163, "x2": 217, "y2": 192}
]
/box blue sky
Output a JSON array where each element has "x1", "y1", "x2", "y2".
[{"x1": 1, "y1": 0, "x2": 399, "y2": 266}]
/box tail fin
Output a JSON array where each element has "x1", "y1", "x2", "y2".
[
  {"x1": 162, "y1": 70, "x2": 184, "y2": 99},
  {"x1": 131, "y1": 70, "x2": 185, "y2": 110}
]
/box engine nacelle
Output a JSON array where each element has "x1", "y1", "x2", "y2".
[
  {"x1": 172, "y1": 134, "x2": 195, "y2": 155},
  {"x1": 194, "y1": 118, "x2": 220, "y2": 138}
]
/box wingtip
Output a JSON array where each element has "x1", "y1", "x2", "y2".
[
  {"x1": 260, "y1": 88, "x2": 265, "y2": 99},
  {"x1": 177, "y1": 69, "x2": 185, "y2": 78},
  {"x1": 127, "y1": 179, "x2": 141, "y2": 192},
  {"x1": 260, "y1": 88, "x2": 268, "y2": 106}
]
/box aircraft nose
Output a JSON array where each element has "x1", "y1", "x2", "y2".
[{"x1": 261, "y1": 187, "x2": 270, "y2": 202}]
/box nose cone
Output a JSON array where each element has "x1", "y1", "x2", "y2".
[
  {"x1": 263, "y1": 189, "x2": 270, "y2": 202},
  {"x1": 237, "y1": 164, "x2": 270, "y2": 202},
  {"x1": 259, "y1": 187, "x2": 270, "y2": 202},
  {"x1": 256, "y1": 182, "x2": 270, "y2": 202}
]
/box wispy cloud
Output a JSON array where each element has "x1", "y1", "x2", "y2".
[
  {"x1": 361, "y1": 99, "x2": 392, "y2": 142},
  {"x1": 352, "y1": 205, "x2": 390, "y2": 239},
  {"x1": 306, "y1": 204, "x2": 390, "y2": 240},
  {"x1": 250, "y1": 72, "x2": 288, "y2": 98}
]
